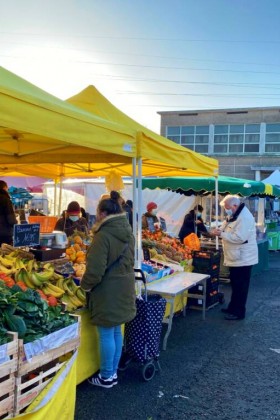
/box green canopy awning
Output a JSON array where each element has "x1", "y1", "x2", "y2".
[{"x1": 142, "y1": 176, "x2": 280, "y2": 197}]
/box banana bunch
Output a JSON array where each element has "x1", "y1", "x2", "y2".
[
  {"x1": 0, "y1": 254, "x2": 17, "y2": 275},
  {"x1": 15, "y1": 264, "x2": 56, "y2": 289},
  {"x1": 0, "y1": 253, "x2": 40, "y2": 277},
  {"x1": 56, "y1": 276, "x2": 86, "y2": 311},
  {"x1": 15, "y1": 268, "x2": 36, "y2": 289},
  {"x1": 41, "y1": 282, "x2": 65, "y2": 298}
]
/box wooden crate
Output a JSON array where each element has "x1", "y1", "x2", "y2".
[
  {"x1": 14, "y1": 315, "x2": 80, "y2": 415},
  {"x1": 0, "y1": 243, "x2": 35, "y2": 260},
  {"x1": 0, "y1": 332, "x2": 18, "y2": 419}
]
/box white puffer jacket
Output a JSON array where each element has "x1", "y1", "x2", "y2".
[{"x1": 220, "y1": 204, "x2": 258, "y2": 267}]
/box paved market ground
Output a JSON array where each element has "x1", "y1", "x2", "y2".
[{"x1": 75, "y1": 252, "x2": 280, "y2": 420}]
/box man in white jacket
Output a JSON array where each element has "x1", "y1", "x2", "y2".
[{"x1": 212, "y1": 195, "x2": 258, "y2": 320}]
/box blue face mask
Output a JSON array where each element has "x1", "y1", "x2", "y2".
[
  {"x1": 69, "y1": 215, "x2": 79, "y2": 222},
  {"x1": 225, "y1": 209, "x2": 233, "y2": 217},
  {"x1": 196, "y1": 212, "x2": 202, "y2": 218}
]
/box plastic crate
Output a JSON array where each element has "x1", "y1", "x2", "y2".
[
  {"x1": 267, "y1": 232, "x2": 279, "y2": 251},
  {"x1": 28, "y1": 216, "x2": 58, "y2": 233},
  {"x1": 141, "y1": 262, "x2": 172, "y2": 283},
  {"x1": 193, "y1": 249, "x2": 220, "y2": 264},
  {"x1": 193, "y1": 249, "x2": 221, "y2": 275},
  {"x1": 265, "y1": 221, "x2": 277, "y2": 231},
  {"x1": 188, "y1": 277, "x2": 219, "y2": 295},
  {"x1": 188, "y1": 291, "x2": 220, "y2": 309}
]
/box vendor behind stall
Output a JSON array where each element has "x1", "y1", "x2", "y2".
[
  {"x1": 142, "y1": 202, "x2": 160, "y2": 230},
  {"x1": 178, "y1": 204, "x2": 210, "y2": 243},
  {"x1": 54, "y1": 201, "x2": 88, "y2": 237}
]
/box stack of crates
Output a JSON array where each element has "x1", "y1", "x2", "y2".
[{"x1": 188, "y1": 249, "x2": 221, "y2": 310}]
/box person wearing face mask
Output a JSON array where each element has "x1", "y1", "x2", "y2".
[
  {"x1": 142, "y1": 202, "x2": 160, "y2": 230},
  {"x1": 178, "y1": 204, "x2": 209, "y2": 243},
  {"x1": 54, "y1": 201, "x2": 88, "y2": 237},
  {"x1": 212, "y1": 195, "x2": 258, "y2": 321}
]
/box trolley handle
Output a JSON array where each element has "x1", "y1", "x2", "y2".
[
  {"x1": 134, "y1": 268, "x2": 147, "y2": 302},
  {"x1": 134, "y1": 268, "x2": 146, "y2": 284}
]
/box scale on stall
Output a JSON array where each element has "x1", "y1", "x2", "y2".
[
  {"x1": 29, "y1": 231, "x2": 68, "y2": 261},
  {"x1": 39, "y1": 231, "x2": 68, "y2": 249}
]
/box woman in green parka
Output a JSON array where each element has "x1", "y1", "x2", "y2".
[{"x1": 81, "y1": 190, "x2": 136, "y2": 388}]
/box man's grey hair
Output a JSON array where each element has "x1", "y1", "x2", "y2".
[{"x1": 220, "y1": 195, "x2": 241, "y2": 207}]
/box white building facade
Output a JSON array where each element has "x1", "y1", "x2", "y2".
[{"x1": 158, "y1": 107, "x2": 280, "y2": 181}]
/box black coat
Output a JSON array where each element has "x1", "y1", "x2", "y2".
[
  {"x1": 54, "y1": 216, "x2": 88, "y2": 237},
  {"x1": 0, "y1": 189, "x2": 17, "y2": 245},
  {"x1": 178, "y1": 210, "x2": 208, "y2": 243}
]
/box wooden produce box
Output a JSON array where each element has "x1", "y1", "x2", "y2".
[
  {"x1": 0, "y1": 332, "x2": 18, "y2": 419},
  {"x1": 0, "y1": 244, "x2": 34, "y2": 260},
  {"x1": 14, "y1": 315, "x2": 81, "y2": 416}
]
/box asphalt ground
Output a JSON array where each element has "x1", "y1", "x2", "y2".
[{"x1": 75, "y1": 252, "x2": 280, "y2": 420}]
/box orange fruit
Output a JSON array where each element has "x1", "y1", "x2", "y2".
[
  {"x1": 66, "y1": 246, "x2": 75, "y2": 255},
  {"x1": 76, "y1": 251, "x2": 85, "y2": 258},
  {"x1": 70, "y1": 252, "x2": 77, "y2": 262},
  {"x1": 74, "y1": 235, "x2": 83, "y2": 245},
  {"x1": 76, "y1": 256, "x2": 86, "y2": 263},
  {"x1": 73, "y1": 243, "x2": 81, "y2": 252}
]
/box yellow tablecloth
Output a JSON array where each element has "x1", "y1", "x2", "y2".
[
  {"x1": 14, "y1": 352, "x2": 77, "y2": 420},
  {"x1": 76, "y1": 309, "x2": 100, "y2": 385}
]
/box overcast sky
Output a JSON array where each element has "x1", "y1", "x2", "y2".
[{"x1": 1, "y1": 0, "x2": 280, "y2": 132}]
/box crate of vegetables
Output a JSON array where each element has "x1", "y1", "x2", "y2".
[
  {"x1": 141, "y1": 260, "x2": 172, "y2": 283},
  {"x1": 14, "y1": 314, "x2": 80, "y2": 415},
  {"x1": 0, "y1": 332, "x2": 18, "y2": 419}
]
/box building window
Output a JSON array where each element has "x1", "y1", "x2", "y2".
[
  {"x1": 214, "y1": 124, "x2": 260, "y2": 154},
  {"x1": 166, "y1": 125, "x2": 209, "y2": 153},
  {"x1": 265, "y1": 123, "x2": 280, "y2": 153}
]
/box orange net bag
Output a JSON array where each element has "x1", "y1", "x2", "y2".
[{"x1": 183, "y1": 233, "x2": 201, "y2": 251}]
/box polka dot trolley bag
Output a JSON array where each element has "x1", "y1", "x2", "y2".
[{"x1": 124, "y1": 270, "x2": 167, "y2": 364}]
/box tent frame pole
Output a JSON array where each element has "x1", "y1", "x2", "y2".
[
  {"x1": 132, "y1": 158, "x2": 137, "y2": 263},
  {"x1": 215, "y1": 177, "x2": 219, "y2": 250},
  {"x1": 136, "y1": 158, "x2": 142, "y2": 269}
]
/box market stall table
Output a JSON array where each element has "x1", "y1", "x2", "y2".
[{"x1": 146, "y1": 272, "x2": 210, "y2": 350}]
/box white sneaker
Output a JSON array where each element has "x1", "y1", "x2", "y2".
[
  {"x1": 88, "y1": 373, "x2": 114, "y2": 388},
  {"x1": 112, "y1": 373, "x2": 118, "y2": 386}
]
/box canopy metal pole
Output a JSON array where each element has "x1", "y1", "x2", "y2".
[
  {"x1": 53, "y1": 180, "x2": 57, "y2": 216},
  {"x1": 58, "y1": 176, "x2": 63, "y2": 217},
  {"x1": 132, "y1": 158, "x2": 137, "y2": 262},
  {"x1": 215, "y1": 177, "x2": 219, "y2": 250},
  {"x1": 137, "y1": 158, "x2": 143, "y2": 269}
]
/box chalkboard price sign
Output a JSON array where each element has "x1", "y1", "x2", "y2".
[{"x1": 13, "y1": 224, "x2": 40, "y2": 247}]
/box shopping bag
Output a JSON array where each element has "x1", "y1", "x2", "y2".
[
  {"x1": 124, "y1": 294, "x2": 166, "y2": 363},
  {"x1": 183, "y1": 232, "x2": 201, "y2": 251}
]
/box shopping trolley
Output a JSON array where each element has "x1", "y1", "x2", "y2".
[{"x1": 119, "y1": 269, "x2": 166, "y2": 381}]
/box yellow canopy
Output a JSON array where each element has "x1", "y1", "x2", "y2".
[
  {"x1": 0, "y1": 66, "x2": 136, "y2": 178},
  {"x1": 0, "y1": 67, "x2": 218, "y2": 178},
  {"x1": 67, "y1": 86, "x2": 218, "y2": 177}
]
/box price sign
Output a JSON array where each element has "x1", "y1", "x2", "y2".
[{"x1": 13, "y1": 224, "x2": 40, "y2": 247}]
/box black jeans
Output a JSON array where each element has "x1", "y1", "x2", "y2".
[{"x1": 227, "y1": 265, "x2": 252, "y2": 318}]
